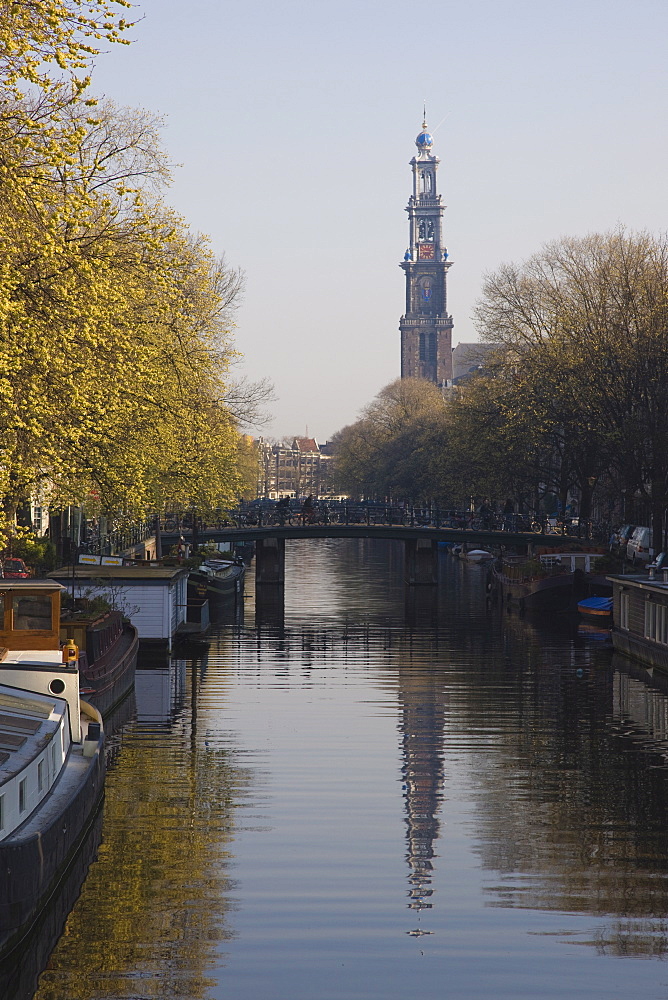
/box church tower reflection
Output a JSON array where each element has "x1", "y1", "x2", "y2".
[{"x1": 397, "y1": 662, "x2": 448, "y2": 917}]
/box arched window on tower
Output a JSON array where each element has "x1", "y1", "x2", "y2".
[
  {"x1": 420, "y1": 171, "x2": 433, "y2": 194},
  {"x1": 419, "y1": 331, "x2": 436, "y2": 364}
]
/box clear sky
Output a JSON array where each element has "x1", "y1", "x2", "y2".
[{"x1": 91, "y1": 0, "x2": 668, "y2": 442}]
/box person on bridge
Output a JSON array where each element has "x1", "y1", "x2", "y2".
[
  {"x1": 478, "y1": 499, "x2": 493, "y2": 530},
  {"x1": 502, "y1": 498, "x2": 514, "y2": 531},
  {"x1": 277, "y1": 496, "x2": 290, "y2": 524},
  {"x1": 302, "y1": 495, "x2": 315, "y2": 524}
]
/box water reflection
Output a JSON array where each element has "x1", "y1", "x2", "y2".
[
  {"x1": 25, "y1": 540, "x2": 668, "y2": 998},
  {"x1": 33, "y1": 643, "x2": 253, "y2": 1000},
  {"x1": 468, "y1": 612, "x2": 668, "y2": 957},
  {"x1": 397, "y1": 664, "x2": 446, "y2": 919}
]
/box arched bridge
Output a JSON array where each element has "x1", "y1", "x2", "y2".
[{"x1": 160, "y1": 517, "x2": 586, "y2": 586}]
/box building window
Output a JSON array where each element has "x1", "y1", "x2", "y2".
[
  {"x1": 419, "y1": 331, "x2": 436, "y2": 363},
  {"x1": 619, "y1": 591, "x2": 630, "y2": 630},
  {"x1": 19, "y1": 778, "x2": 27, "y2": 813},
  {"x1": 645, "y1": 598, "x2": 668, "y2": 644}
]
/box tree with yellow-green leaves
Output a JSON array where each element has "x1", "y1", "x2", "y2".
[{"x1": 0, "y1": 2, "x2": 261, "y2": 548}]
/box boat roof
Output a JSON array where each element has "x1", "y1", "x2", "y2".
[
  {"x1": 577, "y1": 596, "x2": 613, "y2": 610},
  {"x1": 0, "y1": 683, "x2": 63, "y2": 787},
  {"x1": 2, "y1": 649, "x2": 64, "y2": 666},
  {"x1": 607, "y1": 574, "x2": 668, "y2": 592},
  {"x1": 49, "y1": 565, "x2": 188, "y2": 581},
  {"x1": 0, "y1": 581, "x2": 65, "y2": 592}
]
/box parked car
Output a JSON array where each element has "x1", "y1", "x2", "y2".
[
  {"x1": 3, "y1": 557, "x2": 29, "y2": 578},
  {"x1": 626, "y1": 526, "x2": 652, "y2": 565},
  {"x1": 610, "y1": 523, "x2": 636, "y2": 557}
]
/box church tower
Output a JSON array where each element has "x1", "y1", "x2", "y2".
[{"x1": 399, "y1": 118, "x2": 454, "y2": 385}]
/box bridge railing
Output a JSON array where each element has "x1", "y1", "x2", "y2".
[{"x1": 158, "y1": 505, "x2": 607, "y2": 541}]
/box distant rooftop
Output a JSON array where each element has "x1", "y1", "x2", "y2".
[
  {"x1": 452, "y1": 342, "x2": 501, "y2": 381},
  {"x1": 292, "y1": 437, "x2": 320, "y2": 453}
]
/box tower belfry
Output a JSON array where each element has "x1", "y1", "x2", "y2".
[{"x1": 399, "y1": 119, "x2": 454, "y2": 385}]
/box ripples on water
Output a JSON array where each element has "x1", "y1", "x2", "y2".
[{"x1": 24, "y1": 540, "x2": 668, "y2": 999}]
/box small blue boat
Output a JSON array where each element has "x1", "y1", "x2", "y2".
[{"x1": 577, "y1": 595, "x2": 613, "y2": 625}]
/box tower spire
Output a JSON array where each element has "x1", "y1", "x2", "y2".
[{"x1": 398, "y1": 118, "x2": 454, "y2": 387}]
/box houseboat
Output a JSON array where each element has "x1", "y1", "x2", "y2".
[
  {"x1": 0, "y1": 581, "x2": 104, "y2": 962},
  {"x1": 49, "y1": 563, "x2": 189, "y2": 651},
  {"x1": 609, "y1": 569, "x2": 668, "y2": 672},
  {"x1": 59, "y1": 608, "x2": 139, "y2": 718},
  {"x1": 188, "y1": 556, "x2": 245, "y2": 601},
  {"x1": 491, "y1": 549, "x2": 608, "y2": 612}
]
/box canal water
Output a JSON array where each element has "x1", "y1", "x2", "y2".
[{"x1": 24, "y1": 540, "x2": 668, "y2": 998}]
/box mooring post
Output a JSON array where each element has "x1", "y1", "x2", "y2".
[
  {"x1": 404, "y1": 538, "x2": 439, "y2": 585},
  {"x1": 255, "y1": 536, "x2": 286, "y2": 585}
]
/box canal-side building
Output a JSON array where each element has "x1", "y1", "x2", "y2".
[
  {"x1": 256, "y1": 437, "x2": 334, "y2": 498},
  {"x1": 609, "y1": 572, "x2": 668, "y2": 672},
  {"x1": 399, "y1": 118, "x2": 454, "y2": 386}
]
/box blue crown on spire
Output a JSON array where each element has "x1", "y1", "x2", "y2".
[{"x1": 416, "y1": 129, "x2": 433, "y2": 149}]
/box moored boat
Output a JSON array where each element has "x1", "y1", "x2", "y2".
[
  {"x1": 0, "y1": 581, "x2": 105, "y2": 963},
  {"x1": 49, "y1": 564, "x2": 190, "y2": 651},
  {"x1": 462, "y1": 548, "x2": 494, "y2": 563},
  {"x1": 188, "y1": 557, "x2": 245, "y2": 601},
  {"x1": 60, "y1": 609, "x2": 139, "y2": 718},
  {"x1": 491, "y1": 549, "x2": 609, "y2": 612},
  {"x1": 577, "y1": 596, "x2": 613, "y2": 626}
]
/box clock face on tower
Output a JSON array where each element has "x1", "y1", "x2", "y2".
[{"x1": 418, "y1": 243, "x2": 435, "y2": 260}]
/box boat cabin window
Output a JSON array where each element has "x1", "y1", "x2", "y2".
[
  {"x1": 645, "y1": 598, "x2": 668, "y2": 645},
  {"x1": 12, "y1": 594, "x2": 52, "y2": 630},
  {"x1": 0, "y1": 583, "x2": 62, "y2": 649}
]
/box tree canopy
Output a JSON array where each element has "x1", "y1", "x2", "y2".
[
  {"x1": 470, "y1": 230, "x2": 668, "y2": 542},
  {"x1": 332, "y1": 230, "x2": 668, "y2": 539},
  {"x1": 0, "y1": 3, "x2": 259, "y2": 545},
  {"x1": 332, "y1": 378, "x2": 451, "y2": 501}
]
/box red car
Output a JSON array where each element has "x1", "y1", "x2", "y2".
[{"x1": 3, "y1": 558, "x2": 30, "y2": 578}]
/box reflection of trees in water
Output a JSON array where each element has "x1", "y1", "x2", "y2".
[
  {"x1": 465, "y1": 614, "x2": 668, "y2": 957},
  {"x1": 0, "y1": 808, "x2": 103, "y2": 1000},
  {"x1": 33, "y1": 658, "x2": 253, "y2": 1000}
]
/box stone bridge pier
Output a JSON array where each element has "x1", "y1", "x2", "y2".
[{"x1": 255, "y1": 537, "x2": 286, "y2": 585}]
